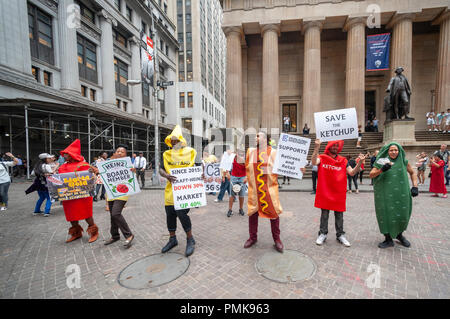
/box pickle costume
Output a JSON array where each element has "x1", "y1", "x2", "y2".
[
  {"x1": 373, "y1": 142, "x2": 412, "y2": 246},
  {"x1": 161, "y1": 126, "x2": 197, "y2": 257}
]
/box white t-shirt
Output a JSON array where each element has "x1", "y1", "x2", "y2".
[
  {"x1": 42, "y1": 164, "x2": 53, "y2": 174},
  {"x1": 0, "y1": 161, "x2": 15, "y2": 184},
  {"x1": 133, "y1": 156, "x2": 147, "y2": 169}
]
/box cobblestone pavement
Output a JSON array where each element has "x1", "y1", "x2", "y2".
[{"x1": 0, "y1": 181, "x2": 449, "y2": 299}]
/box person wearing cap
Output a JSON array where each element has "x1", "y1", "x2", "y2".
[
  {"x1": 159, "y1": 125, "x2": 197, "y2": 257},
  {"x1": 58, "y1": 139, "x2": 99, "y2": 243},
  {"x1": 0, "y1": 152, "x2": 18, "y2": 211},
  {"x1": 311, "y1": 139, "x2": 366, "y2": 247}
]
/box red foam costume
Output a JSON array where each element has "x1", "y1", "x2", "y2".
[
  {"x1": 314, "y1": 140, "x2": 348, "y2": 212},
  {"x1": 59, "y1": 139, "x2": 93, "y2": 222},
  {"x1": 429, "y1": 160, "x2": 447, "y2": 194}
]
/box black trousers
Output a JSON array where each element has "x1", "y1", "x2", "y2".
[
  {"x1": 319, "y1": 209, "x2": 345, "y2": 238},
  {"x1": 165, "y1": 205, "x2": 192, "y2": 233},
  {"x1": 359, "y1": 170, "x2": 364, "y2": 183},
  {"x1": 108, "y1": 200, "x2": 132, "y2": 239},
  {"x1": 136, "y1": 170, "x2": 145, "y2": 187},
  {"x1": 95, "y1": 184, "x2": 105, "y2": 198},
  {"x1": 312, "y1": 171, "x2": 318, "y2": 191},
  {"x1": 348, "y1": 174, "x2": 358, "y2": 190}
]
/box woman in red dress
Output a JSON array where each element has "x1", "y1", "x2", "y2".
[
  {"x1": 429, "y1": 154, "x2": 448, "y2": 198},
  {"x1": 58, "y1": 139, "x2": 99, "y2": 243}
]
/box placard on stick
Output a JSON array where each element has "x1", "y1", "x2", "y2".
[
  {"x1": 314, "y1": 108, "x2": 358, "y2": 142},
  {"x1": 171, "y1": 166, "x2": 207, "y2": 210},
  {"x1": 273, "y1": 133, "x2": 311, "y2": 179},
  {"x1": 98, "y1": 157, "x2": 141, "y2": 199}
]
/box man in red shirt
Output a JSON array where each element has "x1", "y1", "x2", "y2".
[
  {"x1": 311, "y1": 139, "x2": 365, "y2": 247},
  {"x1": 226, "y1": 149, "x2": 247, "y2": 217}
]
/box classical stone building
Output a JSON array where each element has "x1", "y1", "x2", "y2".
[{"x1": 221, "y1": 0, "x2": 450, "y2": 133}]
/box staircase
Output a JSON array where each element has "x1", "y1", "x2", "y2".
[{"x1": 415, "y1": 130, "x2": 450, "y2": 141}]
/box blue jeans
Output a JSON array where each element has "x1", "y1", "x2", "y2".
[
  {"x1": 0, "y1": 182, "x2": 11, "y2": 207},
  {"x1": 444, "y1": 164, "x2": 449, "y2": 185},
  {"x1": 35, "y1": 190, "x2": 52, "y2": 214},
  {"x1": 217, "y1": 177, "x2": 231, "y2": 201}
]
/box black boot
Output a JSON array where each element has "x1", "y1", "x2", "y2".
[
  {"x1": 185, "y1": 236, "x2": 196, "y2": 257},
  {"x1": 378, "y1": 234, "x2": 394, "y2": 248},
  {"x1": 161, "y1": 236, "x2": 178, "y2": 253},
  {"x1": 396, "y1": 233, "x2": 411, "y2": 248},
  {"x1": 227, "y1": 210, "x2": 233, "y2": 218},
  {"x1": 239, "y1": 209, "x2": 245, "y2": 216}
]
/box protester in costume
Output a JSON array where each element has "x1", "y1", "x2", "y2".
[
  {"x1": 159, "y1": 125, "x2": 197, "y2": 257},
  {"x1": 369, "y1": 142, "x2": 418, "y2": 248},
  {"x1": 311, "y1": 139, "x2": 365, "y2": 247},
  {"x1": 94, "y1": 145, "x2": 136, "y2": 248},
  {"x1": 244, "y1": 132, "x2": 284, "y2": 253},
  {"x1": 59, "y1": 139, "x2": 99, "y2": 243},
  {"x1": 428, "y1": 154, "x2": 447, "y2": 198}
]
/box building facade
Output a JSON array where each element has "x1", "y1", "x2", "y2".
[
  {"x1": 0, "y1": 0, "x2": 179, "y2": 170},
  {"x1": 221, "y1": 0, "x2": 450, "y2": 133},
  {"x1": 176, "y1": 0, "x2": 227, "y2": 139}
]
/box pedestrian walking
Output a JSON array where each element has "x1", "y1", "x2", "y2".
[
  {"x1": 27, "y1": 153, "x2": 56, "y2": 217},
  {"x1": 0, "y1": 152, "x2": 18, "y2": 211},
  {"x1": 429, "y1": 154, "x2": 447, "y2": 198},
  {"x1": 134, "y1": 152, "x2": 147, "y2": 188},
  {"x1": 226, "y1": 148, "x2": 247, "y2": 217},
  {"x1": 346, "y1": 155, "x2": 359, "y2": 194},
  {"x1": 369, "y1": 142, "x2": 418, "y2": 248}
]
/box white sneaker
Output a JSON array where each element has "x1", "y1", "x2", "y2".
[
  {"x1": 434, "y1": 128, "x2": 438, "y2": 131},
  {"x1": 0, "y1": 207, "x2": 6, "y2": 211},
  {"x1": 337, "y1": 235, "x2": 351, "y2": 247},
  {"x1": 316, "y1": 234, "x2": 327, "y2": 245}
]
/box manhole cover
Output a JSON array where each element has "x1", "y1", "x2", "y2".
[
  {"x1": 255, "y1": 250, "x2": 316, "y2": 283},
  {"x1": 118, "y1": 253, "x2": 189, "y2": 289}
]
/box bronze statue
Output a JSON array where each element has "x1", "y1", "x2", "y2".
[{"x1": 385, "y1": 67, "x2": 413, "y2": 120}]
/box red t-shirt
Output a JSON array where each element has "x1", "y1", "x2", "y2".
[
  {"x1": 231, "y1": 157, "x2": 246, "y2": 177},
  {"x1": 356, "y1": 157, "x2": 365, "y2": 170}
]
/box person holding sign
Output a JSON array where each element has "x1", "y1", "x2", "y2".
[
  {"x1": 244, "y1": 132, "x2": 284, "y2": 253},
  {"x1": 226, "y1": 148, "x2": 247, "y2": 218},
  {"x1": 159, "y1": 125, "x2": 197, "y2": 257},
  {"x1": 369, "y1": 143, "x2": 418, "y2": 248},
  {"x1": 311, "y1": 139, "x2": 365, "y2": 247},
  {"x1": 58, "y1": 139, "x2": 99, "y2": 244}
]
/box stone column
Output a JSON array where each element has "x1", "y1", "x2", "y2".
[
  {"x1": 344, "y1": 17, "x2": 366, "y2": 128},
  {"x1": 388, "y1": 14, "x2": 415, "y2": 82},
  {"x1": 224, "y1": 26, "x2": 244, "y2": 129},
  {"x1": 58, "y1": 0, "x2": 80, "y2": 92},
  {"x1": 434, "y1": 10, "x2": 450, "y2": 111},
  {"x1": 99, "y1": 10, "x2": 117, "y2": 106},
  {"x1": 302, "y1": 20, "x2": 323, "y2": 132},
  {"x1": 130, "y1": 36, "x2": 142, "y2": 115},
  {"x1": 261, "y1": 24, "x2": 280, "y2": 131}
]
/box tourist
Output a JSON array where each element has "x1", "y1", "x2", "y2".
[
  {"x1": 426, "y1": 111, "x2": 436, "y2": 131},
  {"x1": 346, "y1": 155, "x2": 358, "y2": 194},
  {"x1": 226, "y1": 148, "x2": 247, "y2": 217},
  {"x1": 429, "y1": 154, "x2": 447, "y2": 198},
  {"x1": 356, "y1": 126, "x2": 362, "y2": 148},
  {"x1": 356, "y1": 152, "x2": 366, "y2": 184},
  {"x1": 131, "y1": 153, "x2": 137, "y2": 165},
  {"x1": 311, "y1": 139, "x2": 365, "y2": 247},
  {"x1": 433, "y1": 144, "x2": 449, "y2": 186},
  {"x1": 159, "y1": 125, "x2": 197, "y2": 257},
  {"x1": 0, "y1": 152, "x2": 18, "y2": 211},
  {"x1": 59, "y1": 139, "x2": 99, "y2": 243},
  {"x1": 244, "y1": 132, "x2": 285, "y2": 253},
  {"x1": 134, "y1": 152, "x2": 147, "y2": 188},
  {"x1": 373, "y1": 117, "x2": 379, "y2": 132},
  {"x1": 283, "y1": 115, "x2": 291, "y2": 132},
  {"x1": 369, "y1": 142, "x2": 418, "y2": 248},
  {"x1": 443, "y1": 108, "x2": 450, "y2": 133},
  {"x1": 303, "y1": 123, "x2": 310, "y2": 135},
  {"x1": 28, "y1": 153, "x2": 57, "y2": 217},
  {"x1": 282, "y1": 175, "x2": 290, "y2": 185},
  {"x1": 415, "y1": 152, "x2": 429, "y2": 185},
  {"x1": 97, "y1": 145, "x2": 135, "y2": 248},
  {"x1": 436, "y1": 111, "x2": 445, "y2": 131}
]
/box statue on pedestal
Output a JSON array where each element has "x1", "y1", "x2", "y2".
[{"x1": 384, "y1": 67, "x2": 413, "y2": 121}]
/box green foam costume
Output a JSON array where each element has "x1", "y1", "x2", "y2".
[{"x1": 373, "y1": 142, "x2": 412, "y2": 238}]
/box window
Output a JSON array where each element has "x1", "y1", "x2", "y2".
[
  {"x1": 90, "y1": 89, "x2": 96, "y2": 101},
  {"x1": 142, "y1": 81, "x2": 150, "y2": 106},
  {"x1": 187, "y1": 72, "x2": 193, "y2": 81},
  {"x1": 165, "y1": 45, "x2": 169, "y2": 56},
  {"x1": 160, "y1": 39, "x2": 164, "y2": 50},
  {"x1": 28, "y1": 3, "x2": 54, "y2": 64},
  {"x1": 81, "y1": 85, "x2": 87, "y2": 97},
  {"x1": 116, "y1": 99, "x2": 121, "y2": 109},
  {"x1": 202, "y1": 95, "x2": 204, "y2": 111},
  {"x1": 123, "y1": 101, "x2": 127, "y2": 112},
  {"x1": 142, "y1": 22, "x2": 147, "y2": 34},
  {"x1": 113, "y1": 29, "x2": 127, "y2": 48},
  {"x1": 179, "y1": 71, "x2": 185, "y2": 82},
  {"x1": 75, "y1": 0, "x2": 95, "y2": 24},
  {"x1": 164, "y1": 3, "x2": 168, "y2": 13},
  {"x1": 126, "y1": 6, "x2": 132, "y2": 22},
  {"x1": 114, "y1": 58, "x2": 129, "y2": 97},
  {"x1": 179, "y1": 92, "x2": 185, "y2": 108},
  {"x1": 77, "y1": 34, "x2": 98, "y2": 83},
  {"x1": 182, "y1": 118, "x2": 192, "y2": 133},
  {"x1": 160, "y1": 66, "x2": 165, "y2": 77},
  {"x1": 32, "y1": 66, "x2": 39, "y2": 82},
  {"x1": 114, "y1": 0, "x2": 121, "y2": 11},
  {"x1": 188, "y1": 92, "x2": 193, "y2": 108},
  {"x1": 43, "y1": 71, "x2": 51, "y2": 86}
]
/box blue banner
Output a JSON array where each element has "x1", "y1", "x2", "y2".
[{"x1": 366, "y1": 33, "x2": 390, "y2": 71}]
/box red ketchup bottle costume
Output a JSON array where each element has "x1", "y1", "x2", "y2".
[{"x1": 59, "y1": 139, "x2": 99, "y2": 243}]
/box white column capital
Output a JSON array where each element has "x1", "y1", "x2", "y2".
[
  {"x1": 343, "y1": 16, "x2": 367, "y2": 32},
  {"x1": 223, "y1": 26, "x2": 246, "y2": 46},
  {"x1": 386, "y1": 12, "x2": 417, "y2": 29},
  {"x1": 261, "y1": 23, "x2": 281, "y2": 37},
  {"x1": 99, "y1": 9, "x2": 117, "y2": 27},
  {"x1": 302, "y1": 18, "x2": 324, "y2": 34},
  {"x1": 432, "y1": 9, "x2": 450, "y2": 26}
]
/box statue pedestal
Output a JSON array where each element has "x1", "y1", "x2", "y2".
[{"x1": 383, "y1": 120, "x2": 416, "y2": 144}]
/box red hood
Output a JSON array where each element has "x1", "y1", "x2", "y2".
[
  {"x1": 325, "y1": 140, "x2": 344, "y2": 156},
  {"x1": 60, "y1": 139, "x2": 84, "y2": 162}
]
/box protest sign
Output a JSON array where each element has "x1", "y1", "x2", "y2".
[
  {"x1": 97, "y1": 157, "x2": 141, "y2": 199},
  {"x1": 204, "y1": 163, "x2": 221, "y2": 193},
  {"x1": 219, "y1": 151, "x2": 235, "y2": 172},
  {"x1": 47, "y1": 171, "x2": 95, "y2": 201},
  {"x1": 273, "y1": 133, "x2": 311, "y2": 179},
  {"x1": 171, "y1": 166, "x2": 206, "y2": 210},
  {"x1": 314, "y1": 108, "x2": 359, "y2": 142}
]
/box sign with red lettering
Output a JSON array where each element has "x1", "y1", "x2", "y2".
[{"x1": 170, "y1": 166, "x2": 206, "y2": 210}]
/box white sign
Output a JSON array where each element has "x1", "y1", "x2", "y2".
[
  {"x1": 204, "y1": 163, "x2": 221, "y2": 193},
  {"x1": 219, "y1": 151, "x2": 236, "y2": 171},
  {"x1": 273, "y1": 133, "x2": 311, "y2": 179},
  {"x1": 314, "y1": 108, "x2": 358, "y2": 142},
  {"x1": 171, "y1": 166, "x2": 207, "y2": 210},
  {"x1": 98, "y1": 157, "x2": 141, "y2": 199}
]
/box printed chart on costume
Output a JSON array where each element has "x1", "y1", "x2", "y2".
[
  {"x1": 171, "y1": 166, "x2": 207, "y2": 210},
  {"x1": 273, "y1": 133, "x2": 311, "y2": 179},
  {"x1": 97, "y1": 157, "x2": 141, "y2": 199},
  {"x1": 314, "y1": 108, "x2": 359, "y2": 142}
]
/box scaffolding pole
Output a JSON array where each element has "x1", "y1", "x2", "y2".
[
  {"x1": 131, "y1": 122, "x2": 134, "y2": 154},
  {"x1": 25, "y1": 104, "x2": 30, "y2": 179},
  {"x1": 9, "y1": 116, "x2": 12, "y2": 153},
  {"x1": 112, "y1": 119, "x2": 115, "y2": 150},
  {"x1": 49, "y1": 114, "x2": 52, "y2": 154},
  {"x1": 88, "y1": 113, "x2": 91, "y2": 163}
]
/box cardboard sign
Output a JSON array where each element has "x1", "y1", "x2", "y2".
[
  {"x1": 314, "y1": 108, "x2": 358, "y2": 142},
  {"x1": 171, "y1": 166, "x2": 206, "y2": 210},
  {"x1": 219, "y1": 151, "x2": 236, "y2": 171},
  {"x1": 273, "y1": 133, "x2": 311, "y2": 179},
  {"x1": 47, "y1": 171, "x2": 95, "y2": 201},
  {"x1": 97, "y1": 157, "x2": 141, "y2": 199},
  {"x1": 204, "y1": 163, "x2": 221, "y2": 193}
]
